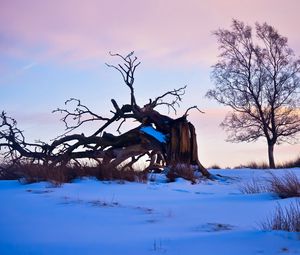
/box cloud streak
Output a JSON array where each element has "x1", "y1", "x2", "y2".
[{"x1": 21, "y1": 62, "x2": 37, "y2": 71}]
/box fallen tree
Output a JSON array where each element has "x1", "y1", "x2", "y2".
[{"x1": 0, "y1": 52, "x2": 211, "y2": 179}]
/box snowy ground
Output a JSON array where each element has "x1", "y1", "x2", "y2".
[{"x1": 0, "y1": 169, "x2": 300, "y2": 255}]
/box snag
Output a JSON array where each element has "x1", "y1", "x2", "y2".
[{"x1": 0, "y1": 52, "x2": 211, "y2": 178}]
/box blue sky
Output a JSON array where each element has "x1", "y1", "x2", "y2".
[{"x1": 1, "y1": 0, "x2": 300, "y2": 167}]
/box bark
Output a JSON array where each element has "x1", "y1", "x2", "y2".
[
  {"x1": 167, "y1": 117, "x2": 211, "y2": 177},
  {"x1": 189, "y1": 122, "x2": 211, "y2": 177},
  {"x1": 268, "y1": 143, "x2": 276, "y2": 169}
]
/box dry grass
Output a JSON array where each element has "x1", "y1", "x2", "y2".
[
  {"x1": 267, "y1": 171, "x2": 300, "y2": 198},
  {"x1": 261, "y1": 200, "x2": 300, "y2": 232},
  {"x1": 239, "y1": 171, "x2": 300, "y2": 198},
  {"x1": 277, "y1": 156, "x2": 300, "y2": 169},
  {"x1": 238, "y1": 177, "x2": 268, "y2": 194},
  {"x1": 0, "y1": 164, "x2": 21, "y2": 180},
  {"x1": 208, "y1": 164, "x2": 221, "y2": 169},
  {"x1": 235, "y1": 161, "x2": 269, "y2": 169},
  {"x1": 96, "y1": 164, "x2": 148, "y2": 183},
  {"x1": 233, "y1": 155, "x2": 300, "y2": 170},
  {"x1": 166, "y1": 164, "x2": 198, "y2": 184},
  {"x1": 18, "y1": 164, "x2": 98, "y2": 186},
  {"x1": 0, "y1": 162, "x2": 148, "y2": 185}
]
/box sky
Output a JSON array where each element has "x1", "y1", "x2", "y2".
[{"x1": 0, "y1": 0, "x2": 300, "y2": 167}]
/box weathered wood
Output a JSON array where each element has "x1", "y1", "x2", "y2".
[{"x1": 166, "y1": 117, "x2": 210, "y2": 177}]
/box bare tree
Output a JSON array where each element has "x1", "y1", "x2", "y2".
[
  {"x1": 0, "y1": 52, "x2": 211, "y2": 178},
  {"x1": 207, "y1": 20, "x2": 300, "y2": 168}
]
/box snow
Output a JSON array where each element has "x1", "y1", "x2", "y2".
[
  {"x1": 140, "y1": 126, "x2": 166, "y2": 143},
  {"x1": 0, "y1": 169, "x2": 300, "y2": 255}
]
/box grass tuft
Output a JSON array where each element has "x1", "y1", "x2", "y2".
[
  {"x1": 208, "y1": 164, "x2": 221, "y2": 169},
  {"x1": 277, "y1": 156, "x2": 300, "y2": 169},
  {"x1": 239, "y1": 171, "x2": 300, "y2": 198},
  {"x1": 261, "y1": 200, "x2": 300, "y2": 232},
  {"x1": 166, "y1": 164, "x2": 198, "y2": 184},
  {"x1": 96, "y1": 164, "x2": 148, "y2": 183},
  {"x1": 267, "y1": 171, "x2": 300, "y2": 198},
  {"x1": 238, "y1": 177, "x2": 268, "y2": 194},
  {"x1": 235, "y1": 161, "x2": 269, "y2": 169}
]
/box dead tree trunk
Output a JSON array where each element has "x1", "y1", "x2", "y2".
[
  {"x1": 0, "y1": 52, "x2": 211, "y2": 178},
  {"x1": 167, "y1": 117, "x2": 210, "y2": 177}
]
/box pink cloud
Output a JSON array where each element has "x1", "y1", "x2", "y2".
[{"x1": 1, "y1": 0, "x2": 300, "y2": 67}]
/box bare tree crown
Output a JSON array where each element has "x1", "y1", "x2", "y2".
[{"x1": 207, "y1": 19, "x2": 300, "y2": 167}]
